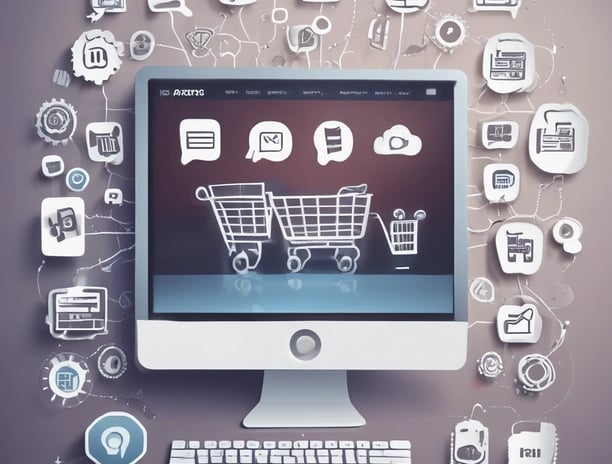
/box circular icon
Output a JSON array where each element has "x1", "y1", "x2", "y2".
[
  {"x1": 40, "y1": 352, "x2": 93, "y2": 408},
  {"x1": 311, "y1": 16, "x2": 332, "y2": 35},
  {"x1": 66, "y1": 167, "x2": 90, "y2": 192},
  {"x1": 434, "y1": 16, "x2": 466, "y2": 50},
  {"x1": 130, "y1": 30, "x2": 155, "y2": 61},
  {"x1": 478, "y1": 351, "x2": 503, "y2": 379},
  {"x1": 35, "y1": 99, "x2": 77, "y2": 146},
  {"x1": 517, "y1": 353, "x2": 556, "y2": 393},
  {"x1": 86, "y1": 411, "x2": 148, "y2": 464},
  {"x1": 97, "y1": 345, "x2": 128, "y2": 379}
]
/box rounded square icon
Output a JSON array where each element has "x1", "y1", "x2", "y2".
[
  {"x1": 87, "y1": 122, "x2": 124, "y2": 165},
  {"x1": 385, "y1": 0, "x2": 429, "y2": 14},
  {"x1": 473, "y1": 0, "x2": 522, "y2": 19},
  {"x1": 42, "y1": 155, "x2": 65, "y2": 178},
  {"x1": 481, "y1": 121, "x2": 519, "y2": 150},
  {"x1": 105, "y1": 188, "x2": 124, "y2": 206},
  {"x1": 483, "y1": 163, "x2": 520, "y2": 203},
  {"x1": 483, "y1": 33, "x2": 536, "y2": 94},
  {"x1": 85, "y1": 411, "x2": 147, "y2": 464},
  {"x1": 495, "y1": 222, "x2": 543, "y2": 275},
  {"x1": 529, "y1": 103, "x2": 589, "y2": 174},
  {"x1": 41, "y1": 197, "x2": 85, "y2": 257},
  {"x1": 497, "y1": 303, "x2": 542, "y2": 343},
  {"x1": 180, "y1": 119, "x2": 221, "y2": 164}
]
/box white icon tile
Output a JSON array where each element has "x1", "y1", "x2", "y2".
[
  {"x1": 314, "y1": 121, "x2": 353, "y2": 166},
  {"x1": 529, "y1": 103, "x2": 589, "y2": 174},
  {"x1": 497, "y1": 303, "x2": 542, "y2": 343},
  {"x1": 483, "y1": 33, "x2": 536, "y2": 94},
  {"x1": 495, "y1": 222, "x2": 543, "y2": 275},
  {"x1": 483, "y1": 163, "x2": 520, "y2": 203},
  {"x1": 246, "y1": 121, "x2": 293, "y2": 163},
  {"x1": 180, "y1": 119, "x2": 222, "y2": 164},
  {"x1": 41, "y1": 197, "x2": 85, "y2": 257},
  {"x1": 373, "y1": 124, "x2": 422, "y2": 157}
]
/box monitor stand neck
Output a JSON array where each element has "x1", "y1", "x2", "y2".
[{"x1": 242, "y1": 370, "x2": 366, "y2": 428}]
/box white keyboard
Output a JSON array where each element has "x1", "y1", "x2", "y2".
[{"x1": 169, "y1": 439, "x2": 412, "y2": 464}]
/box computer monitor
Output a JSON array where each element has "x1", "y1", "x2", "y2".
[{"x1": 135, "y1": 67, "x2": 468, "y2": 428}]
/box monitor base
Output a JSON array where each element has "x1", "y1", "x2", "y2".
[{"x1": 242, "y1": 370, "x2": 365, "y2": 428}]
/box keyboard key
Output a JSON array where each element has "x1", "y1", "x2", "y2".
[
  {"x1": 219, "y1": 441, "x2": 232, "y2": 449},
  {"x1": 264, "y1": 441, "x2": 277, "y2": 449},
  {"x1": 339, "y1": 441, "x2": 354, "y2": 449},
  {"x1": 233, "y1": 440, "x2": 245, "y2": 449},
  {"x1": 294, "y1": 440, "x2": 309, "y2": 449},
  {"x1": 372, "y1": 441, "x2": 389, "y2": 449},
  {"x1": 172, "y1": 449, "x2": 196, "y2": 458},
  {"x1": 310, "y1": 441, "x2": 323, "y2": 449},
  {"x1": 247, "y1": 441, "x2": 260, "y2": 449},
  {"x1": 170, "y1": 458, "x2": 195, "y2": 464},
  {"x1": 189, "y1": 441, "x2": 201, "y2": 449},
  {"x1": 325, "y1": 441, "x2": 338, "y2": 449},
  {"x1": 204, "y1": 441, "x2": 217, "y2": 449},
  {"x1": 390, "y1": 440, "x2": 411, "y2": 449},
  {"x1": 356, "y1": 441, "x2": 370, "y2": 449},
  {"x1": 172, "y1": 440, "x2": 187, "y2": 449},
  {"x1": 278, "y1": 441, "x2": 292, "y2": 449}
]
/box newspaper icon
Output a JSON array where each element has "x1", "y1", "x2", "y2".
[{"x1": 47, "y1": 286, "x2": 108, "y2": 340}]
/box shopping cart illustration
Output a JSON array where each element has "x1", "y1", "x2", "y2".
[
  {"x1": 268, "y1": 184, "x2": 372, "y2": 273},
  {"x1": 195, "y1": 183, "x2": 273, "y2": 274},
  {"x1": 371, "y1": 208, "x2": 426, "y2": 256}
]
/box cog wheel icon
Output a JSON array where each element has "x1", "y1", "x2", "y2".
[
  {"x1": 432, "y1": 15, "x2": 467, "y2": 53},
  {"x1": 40, "y1": 352, "x2": 93, "y2": 408},
  {"x1": 71, "y1": 29, "x2": 124, "y2": 85},
  {"x1": 35, "y1": 98, "x2": 77, "y2": 146}
]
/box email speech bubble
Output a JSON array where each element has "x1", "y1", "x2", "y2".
[
  {"x1": 529, "y1": 103, "x2": 589, "y2": 174},
  {"x1": 246, "y1": 121, "x2": 293, "y2": 163},
  {"x1": 373, "y1": 124, "x2": 422, "y2": 156},
  {"x1": 314, "y1": 121, "x2": 354, "y2": 166},
  {"x1": 180, "y1": 119, "x2": 221, "y2": 165},
  {"x1": 473, "y1": 0, "x2": 522, "y2": 19}
]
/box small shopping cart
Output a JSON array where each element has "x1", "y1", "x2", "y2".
[
  {"x1": 195, "y1": 183, "x2": 273, "y2": 274},
  {"x1": 268, "y1": 184, "x2": 372, "y2": 273},
  {"x1": 371, "y1": 208, "x2": 426, "y2": 256}
]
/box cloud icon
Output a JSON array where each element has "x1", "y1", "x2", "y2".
[{"x1": 373, "y1": 124, "x2": 422, "y2": 156}]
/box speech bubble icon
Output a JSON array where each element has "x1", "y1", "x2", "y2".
[
  {"x1": 373, "y1": 124, "x2": 422, "y2": 156},
  {"x1": 473, "y1": 0, "x2": 522, "y2": 19},
  {"x1": 180, "y1": 119, "x2": 221, "y2": 165},
  {"x1": 246, "y1": 121, "x2": 293, "y2": 163},
  {"x1": 314, "y1": 121, "x2": 354, "y2": 166}
]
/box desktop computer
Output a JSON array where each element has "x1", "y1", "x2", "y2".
[{"x1": 134, "y1": 67, "x2": 468, "y2": 430}]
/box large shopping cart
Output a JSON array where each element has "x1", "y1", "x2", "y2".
[
  {"x1": 268, "y1": 184, "x2": 372, "y2": 273},
  {"x1": 195, "y1": 183, "x2": 273, "y2": 274}
]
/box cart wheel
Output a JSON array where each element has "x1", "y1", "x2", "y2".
[
  {"x1": 337, "y1": 255, "x2": 355, "y2": 273},
  {"x1": 232, "y1": 251, "x2": 249, "y2": 274},
  {"x1": 287, "y1": 255, "x2": 302, "y2": 273}
]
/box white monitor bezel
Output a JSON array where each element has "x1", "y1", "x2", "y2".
[{"x1": 135, "y1": 67, "x2": 468, "y2": 371}]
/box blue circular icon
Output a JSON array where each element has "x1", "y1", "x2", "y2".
[
  {"x1": 85, "y1": 411, "x2": 147, "y2": 464},
  {"x1": 66, "y1": 167, "x2": 90, "y2": 192}
]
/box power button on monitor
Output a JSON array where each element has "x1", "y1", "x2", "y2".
[{"x1": 290, "y1": 329, "x2": 321, "y2": 361}]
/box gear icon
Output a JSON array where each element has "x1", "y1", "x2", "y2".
[
  {"x1": 40, "y1": 352, "x2": 93, "y2": 408},
  {"x1": 432, "y1": 15, "x2": 467, "y2": 53},
  {"x1": 71, "y1": 29, "x2": 124, "y2": 85},
  {"x1": 35, "y1": 98, "x2": 77, "y2": 146}
]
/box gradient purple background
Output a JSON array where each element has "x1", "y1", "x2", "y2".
[{"x1": 1, "y1": 1, "x2": 611, "y2": 463}]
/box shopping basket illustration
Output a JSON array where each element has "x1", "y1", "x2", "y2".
[
  {"x1": 268, "y1": 184, "x2": 372, "y2": 273},
  {"x1": 195, "y1": 183, "x2": 273, "y2": 274},
  {"x1": 371, "y1": 208, "x2": 426, "y2": 256}
]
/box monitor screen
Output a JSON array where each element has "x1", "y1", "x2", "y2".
[
  {"x1": 145, "y1": 74, "x2": 457, "y2": 320},
  {"x1": 135, "y1": 68, "x2": 467, "y2": 381}
]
